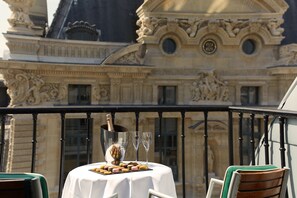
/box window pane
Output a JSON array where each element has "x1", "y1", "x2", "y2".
[
  {"x1": 64, "y1": 119, "x2": 92, "y2": 178},
  {"x1": 68, "y1": 85, "x2": 91, "y2": 105},
  {"x1": 158, "y1": 86, "x2": 176, "y2": 105},
  {"x1": 158, "y1": 87, "x2": 164, "y2": 104},
  {"x1": 241, "y1": 86, "x2": 259, "y2": 105},
  {"x1": 242, "y1": 39, "x2": 256, "y2": 55},
  {"x1": 165, "y1": 87, "x2": 176, "y2": 104},
  {"x1": 154, "y1": 118, "x2": 178, "y2": 181},
  {"x1": 162, "y1": 38, "x2": 177, "y2": 54}
]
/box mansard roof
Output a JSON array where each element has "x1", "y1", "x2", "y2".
[
  {"x1": 47, "y1": 0, "x2": 143, "y2": 42},
  {"x1": 46, "y1": 0, "x2": 296, "y2": 45}
]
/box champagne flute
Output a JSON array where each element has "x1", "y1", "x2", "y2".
[
  {"x1": 142, "y1": 132, "x2": 152, "y2": 166},
  {"x1": 131, "y1": 131, "x2": 141, "y2": 162}
]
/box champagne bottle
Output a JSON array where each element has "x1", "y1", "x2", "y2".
[{"x1": 106, "y1": 114, "x2": 115, "y2": 132}]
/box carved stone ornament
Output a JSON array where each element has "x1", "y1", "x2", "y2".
[
  {"x1": 114, "y1": 44, "x2": 147, "y2": 65},
  {"x1": 2, "y1": 69, "x2": 66, "y2": 106},
  {"x1": 4, "y1": 0, "x2": 43, "y2": 35},
  {"x1": 136, "y1": 16, "x2": 167, "y2": 37},
  {"x1": 278, "y1": 44, "x2": 297, "y2": 65},
  {"x1": 93, "y1": 85, "x2": 110, "y2": 102},
  {"x1": 136, "y1": 15, "x2": 285, "y2": 42},
  {"x1": 202, "y1": 39, "x2": 217, "y2": 55},
  {"x1": 191, "y1": 71, "x2": 229, "y2": 102}
]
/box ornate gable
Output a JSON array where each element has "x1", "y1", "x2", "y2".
[
  {"x1": 139, "y1": 0, "x2": 288, "y2": 14},
  {"x1": 136, "y1": 0, "x2": 288, "y2": 45}
]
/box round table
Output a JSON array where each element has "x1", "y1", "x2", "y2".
[{"x1": 61, "y1": 162, "x2": 177, "y2": 198}]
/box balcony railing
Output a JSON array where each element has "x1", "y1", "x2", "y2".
[{"x1": 0, "y1": 105, "x2": 295, "y2": 198}]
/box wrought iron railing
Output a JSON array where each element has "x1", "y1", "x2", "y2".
[{"x1": 0, "y1": 105, "x2": 295, "y2": 198}]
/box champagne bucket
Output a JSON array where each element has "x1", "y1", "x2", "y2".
[{"x1": 100, "y1": 124, "x2": 128, "y2": 165}]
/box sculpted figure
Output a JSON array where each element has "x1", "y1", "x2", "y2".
[
  {"x1": 185, "y1": 20, "x2": 203, "y2": 38},
  {"x1": 267, "y1": 19, "x2": 284, "y2": 36},
  {"x1": 278, "y1": 44, "x2": 297, "y2": 65},
  {"x1": 4, "y1": 0, "x2": 34, "y2": 28},
  {"x1": 221, "y1": 19, "x2": 248, "y2": 37},
  {"x1": 3, "y1": 70, "x2": 67, "y2": 106},
  {"x1": 191, "y1": 71, "x2": 229, "y2": 102}
]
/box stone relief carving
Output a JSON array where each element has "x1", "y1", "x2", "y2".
[
  {"x1": 4, "y1": 0, "x2": 34, "y2": 28},
  {"x1": 178, "y1": 19, "x2": 207, "y2": 38},
  {"x1": 136, "y1": 17, "x2": 167, "y2": 37},
  {"x1": 278, "y1": 44, "x2": 297, "y2": 65},
  {"x1": 94, "y1": 85, "x2": 110, "y2": 102},
  {"x1": 219, "y1": 19, "x2": 249, "y2": 37},
  {"x1": 137, "y1": 15, "x2": 284, "y2": 40},
  {"x1": 191, "y1": 71, "x2": 229, "y2": 102},
  {"x1": 2, "y1": 69, "x2": 66, "y2": 106},
  {"x1": 266, "y1": 19, "x2": 284, "y2": 36},
  {"x1": 114, "y1": 44, "x2": 147, "y2": 65}
]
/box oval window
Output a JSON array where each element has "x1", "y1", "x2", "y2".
[
  {"x1": 162, "y1": 38, "x2": 177, "y2": 54},
  {"x1": 242, "y1": 39, "x2": 256, "y2": 55}
]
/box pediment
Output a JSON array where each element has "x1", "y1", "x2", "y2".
[{"x1": 139, "y1": 0, "x2": 288, "y2": 15}]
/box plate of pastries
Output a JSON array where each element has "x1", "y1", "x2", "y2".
[{"x1": 90, "y1": 162, "x2": 151, "y2": 175}]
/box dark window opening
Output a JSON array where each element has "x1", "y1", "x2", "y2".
[
  {"x1": 64, "y1": 118, "x2": 93, "y2": 178},
  {"x1": 68, "y1": 84, "x2": 91, "y2": 105},
  {"x1": 155, "y1": 118, "x2": 178, "y2": 181},
  {"x1": 158, "y1": 86, "x2": 177, "y2": 105},
  {"x1": 162, "y1": 38, "x2": 177, "y2": 54},
  {"x1": 240, "y1": 86, "x2": 259, "y2": 106},
  {"x1": 242, "y1": 39, "x2": 256, "y2": 55},
  {"x1": 0, "y1": 83, "x2": 10, "y2": 107}
]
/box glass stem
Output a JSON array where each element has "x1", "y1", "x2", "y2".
[
  {"x1": 146, "y1": 150, "x2": 148, "y2": 165},
  {"x1": 135, "y1": 149, "x2": 138, "y2": 162}
]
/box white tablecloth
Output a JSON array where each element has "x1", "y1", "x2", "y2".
[{"x1": 61, "y1": 162, "x2": 177, "y2": 198}]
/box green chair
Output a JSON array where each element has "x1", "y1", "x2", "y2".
[
  {"x1": 206, "y1": 165, "x2": 289, "y2": 198},
  {"x1": 0, "y1": 173, "x2": 49, "y2": 198}
]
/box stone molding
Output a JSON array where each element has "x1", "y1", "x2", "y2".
[
  {"x1": 4, "y1": 34, "x2": 128, "y2": 64},
  {"x1": 103, "y1": 43, "x2": 147, "y2": 65},
  {"x1": 0, "y1": 61, "x2": 153, "y2": 106}
]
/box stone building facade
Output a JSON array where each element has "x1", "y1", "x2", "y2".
[{"x1": 1, "y1": 0, "x2": 297, "y2": 197}]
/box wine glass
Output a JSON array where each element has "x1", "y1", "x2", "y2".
[
  {"x1": 131, "y1": 131, "x2": 141, "y2": 162},
  {"x1": 142, "y1": 132, "x2": 152, "y2": 166}
]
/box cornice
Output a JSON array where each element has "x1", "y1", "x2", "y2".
[{"x1": 0, "y1": 60, "x2": 153, "y2": 78}]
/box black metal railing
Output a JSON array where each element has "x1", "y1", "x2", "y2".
[{"x1": 0, "y1": 105, "x2": 295, "y2": 198}]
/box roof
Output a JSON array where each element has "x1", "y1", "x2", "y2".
[
  {"x1": 46, "y1": 0, "x2": 297, "y2": 45},
  {"x1": 46, "y1": 0, "x2": 144, "y2": 42}
]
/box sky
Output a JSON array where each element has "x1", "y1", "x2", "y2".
[{"x1": 0, "y1": 0, "x2": 60, "y2": 58}]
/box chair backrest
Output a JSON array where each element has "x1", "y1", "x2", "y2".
[
  {"x1": 220, "y1": 165, "x2": 278, "y2": 198},
  {"x1": 0, "y1": 173, "x2": 47, "y2": 198},
  {"x1": 0, "y1": 179, "x2": 31, "y2": 198},
  {"x1": 228, "y1": 167, "x2": 290, "y2": 198}
]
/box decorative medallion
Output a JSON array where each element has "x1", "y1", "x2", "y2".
[{"x1": 202, "y1": 39, "x2": 217, "y2": 55}]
